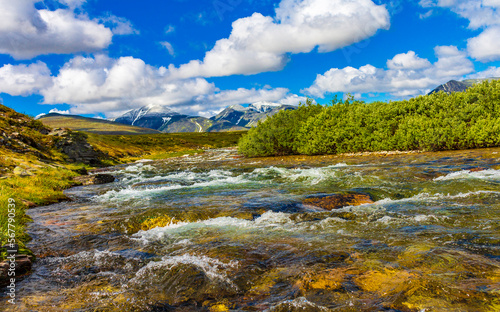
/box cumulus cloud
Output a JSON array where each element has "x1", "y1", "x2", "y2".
[
  {"x1": 0, "y1": 0, "x2": 115, "y2": 59},
  {"x1": 0, "y1": 62, "x2": 53, "y2": 96},
  {"x1": 168, "y1": 0, "x2": 390, "y2": 78},
  {"x1": 420, "y1": 0, "x2": 500, "y2": 61},
  {"x1": 36, "y1": 55, "x2": 300, "y2": 117},
  {"x1": 466, "y1": 66, "x2": 500, "y2": 79},
  {"x1": 304, "y1": 46, "x2": 474, "y2": 98},
  {"x1": 49, "y1": 108, "x2": 71, "y2": 115},
  {"x1": 467, "y1": 26, "x2": 500, "y2": 61}
]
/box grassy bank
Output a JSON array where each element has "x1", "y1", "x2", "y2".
[
  {"x1": 1, "y1": 102, "x2": 245, "y2": 260},
  {"x1": 39, "y1": 113, "x2": 161, "y2": 135},
  {"x1": 239, "y1": 80, "x2": 500, "y2": 157},
  {"x1": 86, "y1": 131, "x2": 246, "y2": 164}
]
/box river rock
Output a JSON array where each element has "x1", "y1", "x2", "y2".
[
  {"x1": 0, "y1": 254, "x2": 33, "y2": 287},
  {"x1": 303, "y1": 193, "x2": 374, "y2": 210},
  {"x1": 131, "y1": 262, "x2": 237, "y2": 305},
  {"x1": 469, "y1": 167, "x2": 487, "y2": 172},
  {"x1": 74, "y1": 174, "x2": 115, "y2": 185}
]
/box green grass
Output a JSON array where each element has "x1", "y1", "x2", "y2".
[
  {"x1": 0, "y1": 165, "x2": 80, "y2": 259},
  {"x1": 39, "y1": 114, "x2": 161, "y2": 135},
  {"x1": 87, "y1": 131, "x2": 246, "y2": 163}
]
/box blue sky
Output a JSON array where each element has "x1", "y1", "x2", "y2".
[{"x1": 0, "y1": 0, "x2": 499, "y2": 118}]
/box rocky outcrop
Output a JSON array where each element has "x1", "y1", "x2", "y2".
[
  {"x1": 303, "y1": 193, "x2": 374, "y2": 210},
  {"x1": 73, "y1": 174, "x2": 115, "y2": 185},
  {"x1": 50, "y1": 129, "x2": 104, "y2": 165}
]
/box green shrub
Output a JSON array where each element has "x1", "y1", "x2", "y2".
[{"x1": 239, "y1": 80, "x2": 500, "y2": 157}]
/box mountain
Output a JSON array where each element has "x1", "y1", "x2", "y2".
[
  {"x1": 38, "y1": 113, "x2": 160, "y2": 135},
  {"x1": 159, "y1": 116, "x2": 213, "y2": 133},
  {"x1": 113, "y1": 104, "x2": 182, "y2": 130},
  {"x1": 428, "y1": 80, "x2": 468, "y2": 95},
  {"x1": 211, "y1": 101, "x2": 296, "y2": 128},
  {"x1": 112, "y1": 102, "x2": 295, "y2": 133},
  {"x1": 429, "y1": 78, "x2": 500, "y2": 95}
]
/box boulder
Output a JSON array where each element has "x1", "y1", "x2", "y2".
[
  {"x1": 303, "y1": 193, "x2": 374, "y2": 210},
  {"x1": 0, "y1": 254, "x2": 33, "y2": 287},
  {"x1": 13, "y1": 166, "x2": 33, "y2": 177},
  {"x1": 74, "y1": 174, "x2": 115, "y2": 185}
]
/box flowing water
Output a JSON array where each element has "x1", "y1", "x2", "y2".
[{"x1": 4, "y1": 148, "x2": 500, "y2": 311}]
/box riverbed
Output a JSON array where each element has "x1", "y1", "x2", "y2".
[{"x1": 6, "y1": 148, "x2": 500, "y2": 311}]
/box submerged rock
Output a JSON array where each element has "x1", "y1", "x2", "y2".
[
  {"x1": 74, "y1": 174, "x2": 115, "y2": 185},
  {"x1": 127, "y1": 255, "x2": 238, "y2": 306},
  {"x1": 302, "y1": 193, "x2": 374, "y2": 210}
]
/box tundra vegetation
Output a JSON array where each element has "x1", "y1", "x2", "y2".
[{"x1": 239, "y1": 80, "x2": 500, "y2": 157}]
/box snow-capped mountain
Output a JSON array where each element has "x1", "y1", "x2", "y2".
[
  {"x1": 112, "y1": 102, "x2": 296, "y2": 132},
  {"x1": 212, "y1": 102, "x2": 296, "y2": 128},
  {"x1": 114, "y1": 104, "x2": 182, "y2": 130}
]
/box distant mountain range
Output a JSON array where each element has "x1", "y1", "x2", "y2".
[
  {"x1": 428, "y1": 78, "x2": 499, "y2": 95},
  {"x1": 112, "y1": 102, "x2": 295, "y2": 133}
]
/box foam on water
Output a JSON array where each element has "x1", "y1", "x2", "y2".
[
  {"x1": 94, "y1": 169, "x2": 249, "y2": 203},
  {"x1": 266, "y1": 297, "x2": 330, "y2": 312},
  {"x1": 96, "y1": 163, "x2": 364, "y2": 204},
  {"x1": 132, "y1": 211, "x2": 297, "y2": 243},
  {"x1": 130, "y1": 254, "x2": 238, "y2": 287},
  {"x1": 373, "y1": 190, "x2": 500, "y2": 206},
  {"x1": 248, "y1": 163, "x2": 354, "y2": 185},
  {"x1": 434, "y1": 169, "x2": 500, "y2": 181}
]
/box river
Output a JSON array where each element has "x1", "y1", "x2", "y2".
[{"x1": 5, "y1": 148, "x2": 500, "y2": 311}]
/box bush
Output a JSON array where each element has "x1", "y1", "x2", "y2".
[{"x1": 238, "y1": 80, "x2": 500, "y2": 157}]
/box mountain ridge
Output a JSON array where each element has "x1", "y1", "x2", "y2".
[
  {"x1": 429, "y1": 77, "x2": 500, "y2": 95},
  {"x1": 112, "y1": 102, "x2": 295, "y2": 133}
]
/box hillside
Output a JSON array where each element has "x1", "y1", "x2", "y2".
[
  {"x1": 429, "y1": 77, "x2": 500, "y2": 95},
  {"x1": 39, "y1": 113, "x2": 161, "y2": 135}
]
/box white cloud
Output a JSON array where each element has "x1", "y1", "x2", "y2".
[
  {"x1": 304, "y1": 46, "x2": 474, "y2": 98},
  {"x1": 419, "y1": 0, "x2": 500, "y2": 61},
  {"x1": 0, "y1": 62, "x2": 52, "y2": 96},
  {"x1": 100, "y1": 14, "x2": 139, "y2": 35},
  {"x1": 49, "y1": 108, "x2": 71, "y2": 115},
  {"x1": 165, "y1": 25, "x2": 175, "y2": 34},
  {"x1": 467, "y1": 26, "x2": 500, "y2": 61},
  {"x1": 0, "y1": 0, "x2": 115, "y2": 59},
  {"x1": 36, "y1": 55, "x2": 300, "y2": 117},
  {"x1": 160, "y1": 41, "x2": 175, "y2": 56},
  {"x1": 466, "y1": 66, "x2": 500, "y2": 79},
  {"x1": 279, "y1": 94, "x2": 311, "y2": 106},
  {"x1": 419, "y1": 10, "x2": 434, "y2": 19},
  {"x1": 169, "y1": 0, "x2": 390, "y2": 78},
  {"x1": 58, "y1": 0, "x2": 87, "y2": 9},
  {"x1": 387, "y1": 51, "x2": 431, "y2": 70}
]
